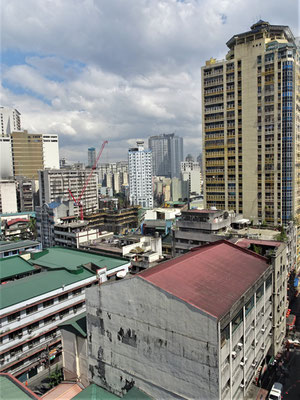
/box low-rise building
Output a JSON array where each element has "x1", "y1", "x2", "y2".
[
  {"x1": 86, "y1": 240, "x2": 278, "y2": 399},
  {"x1": 54, "y1": 220, "x2": 104, "y2": 249},
  {"x1": 0, "y1": 240, "x2": 41, "y2": 259},
  {"x1": 0, "y1": 247, "x2": 131, "y2": 382}
]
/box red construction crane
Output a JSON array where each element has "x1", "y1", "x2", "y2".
[{"x1": 68, "y1": 140, "x2": 108, "y2": 220}]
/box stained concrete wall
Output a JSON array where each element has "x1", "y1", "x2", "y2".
[{"x1": 86, "y1": 277, "x2": 219, "y2": 399}]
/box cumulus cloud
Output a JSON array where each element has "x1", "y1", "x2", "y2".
[{"x1": 1, "y1": 0, "x2": 299, "y2": 163}]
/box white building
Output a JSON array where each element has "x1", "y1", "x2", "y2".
[
  {"x1": 42, "y1": 134, "x2": 60, "y2": 169},
  {"x1": 128, "y1": 140, "x2": 153, "y2": 209},
  {"x1": 0, "y1": 181, "x2": 18, "y2": 214},
  {"x1": 181, "y1": 161, "x2": 202, "y2": 195},
  {"x1": 0, "y1": 137, "x2": 13, "y2": 179},
  {"x1": 0, "y1": 107, "x2": 21, "y2": 137},
  {"x1": 39, "y1": 169, "x2": 99, "y2": 217},
  {"x1": 54, "y1": 220, "x2": 104, "y2": 248}
]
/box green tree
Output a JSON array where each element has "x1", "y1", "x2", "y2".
[{"x1": 49, "y1": 365, "x2": 62, "y2": 388}]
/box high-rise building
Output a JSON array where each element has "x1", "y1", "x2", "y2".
[
  {"x1": 88, "y1": 147, "x2": 96, "y2": 167},
  {"x1": 202, "y1": 21, "x2": 300, "y2": 225},
  {"x1": 0, "y1": 130, "x2": 60, "y2": 180},
  {"x1": 128, "y1": 140, "x2": 153, "y2": 209},
  {"x1": 39, "y1": 169, "x2": 99, "y2": 216},
  {"x1": 181, "y1": 161, "x2": 202, "y2": 195},
  {"x1": 0, "y1": 107, "x2": 21, "y2": 137},
  {"x1": 148, "y1": 133, "x2": 183, "y2": 178}
]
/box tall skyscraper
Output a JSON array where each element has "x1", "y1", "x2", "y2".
[
  {"x1": 202, "y1": 21, "x2": 300, "y2": 225},
  {"x1": 148, "y1": 133, "x2": 183, "y2": 178},
  {"x1": 88, "y1": 147, "x2": 96, "y2": 167},
  {"x1": 128, "y1": 140, "x2": 153, "y2": 209},
  {"x1": 0, "y1": 107, "x2": 21, "y2": 137}
]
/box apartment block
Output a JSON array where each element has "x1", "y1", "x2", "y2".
[
  {"x1": 0, "y1": 107, "x2": 21, "y2": 137},
  {"x1": 0, "y1": 181, "x2": 18, "y2": 214},
  {"x1": 202, "y1": 21, "x2": 300, "y2": 226},
  {"x1": 86, "y1": 241, "x2": 280, "y2": 399},
  {"x1": 128, "y1": 141, "x2": 153, "y2": 209},
  {"x1": 0, "y1": 247, "x2": 130, "y2": 382},
  {"x1": 39, "y1": 169, "x2": 98, "y2": 216}
]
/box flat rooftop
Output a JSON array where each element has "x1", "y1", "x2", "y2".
[{"x1": 139, "y1": 240, "x2": 269, "y2": 320}]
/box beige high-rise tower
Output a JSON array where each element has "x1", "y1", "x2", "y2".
[{"x1": 202, "y1": 21, "x2": 300, "y2": 226}]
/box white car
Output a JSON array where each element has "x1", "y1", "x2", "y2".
[{"x1": 268, "y1": 382, "x2": 283, "y2": 400}]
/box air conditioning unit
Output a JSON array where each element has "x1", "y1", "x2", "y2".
[
  {"x1": 261, "y1": 328, "x2": 265, "y2": 333},
  {"x1": 28, "y1": 329, "x2": 32, "y2": 334},
  {"x1": 251, "y1": 361, "x2": 257, "y2": 367},
  {"x1": 237, "y1": 342, "x2": 243, "y2": 349},
  {"x1": 255, "y1": 340, "x2": 258, "y2": 345},
  {"x1": 268, "y1": 332, "x2": 273, "y2": 336},
  {"x1": 232, "y1": 351, "x2": 237, "y2": 359},
  {"x1": 269, "y1": 315, "x2": 273, "y2": 320},
  {"x1": 240, "y1": 383, "x2": 245, "y2": 389},
  {"x1": 17, "y1": 317, "x2": 21, "y2": 321},
  {"x1": 240, "y1": 361, "x2": 245, "y2": 367},
  {"x1": 276, "y1": 339, "x2": 280, "y2": 344},
  {"x1": 261, "y1": 345, "x2": 265, "y2": 350}
]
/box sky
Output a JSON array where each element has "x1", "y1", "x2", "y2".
[{"x1": 1, "y1": 0, "x2": 299, "y2": 164}]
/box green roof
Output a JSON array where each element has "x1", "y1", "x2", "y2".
[
  {"x1": 0, "y1": 256, "x2": 36, "y2": 281},
  {"x1": 31, "y1": 247, "x2": 128, "y2": 272},
  {"x1": 0, "y1": 267, "x2": 95, "y2": 310},
  {"x1": 73, "y1": 384, "x2": 152, "y2": 400},
  {"x1": 59, "y1": 312, "x2": 87, "y2": 337},
  {"x1": 0, "y1": 374, "x2": 36, "y2": 399},
  {"x1": 0, "y1": 240, "x2": 40, "y2": 253}
]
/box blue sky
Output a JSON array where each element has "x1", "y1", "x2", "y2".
[{"x1": 1, "y1": 0, "x2": 299, "y2": 163}]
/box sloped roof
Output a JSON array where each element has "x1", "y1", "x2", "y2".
[
  {"x1": 139, "y1": 240, "x2": 269, "y2": 319},
  {"x1": 59, "y1": 312, "x2": 87, "y2": 337},
  {"x1": 30, "y1": 247, "x2": 128, "y2": 272},
  {"x1": 0, "y1": 240, "x2": 40, "y2": 252},
  {"x1": 72, "y1": 384, "x2": 152, "y2": 400},
  {"x1": 0, "y1": 256, "x2": 36, "y2": 280},
  {"x1": 6, "y1": 218, "x2": 29, "y2": 227},
  {"x1": 0, "y1": 373, "x2": 40, "y2": 399}
]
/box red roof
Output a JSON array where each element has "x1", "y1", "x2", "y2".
[
  {"x1": 7, "y1": 218, "x2": 29, "y2": 227},
  {"x1": 236, "y1": 239, "x2": 281, "y2": 249},
  {"x1": 139, "y1": 240, "x2": 269, "y2": 319}
]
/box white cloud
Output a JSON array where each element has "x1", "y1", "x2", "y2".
[{"x1": 1, "y1": 0, "x2": 299, "y2": 162}]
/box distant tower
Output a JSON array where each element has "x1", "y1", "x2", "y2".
[
  {"x1": 88, "y1": 147, "x2": 96, "y2": 167},
  {"x1": 0, "y1": 107, "x2": 21, "y2": 137},
  {"x1": 148, "y1": 133, "x2": 183, "y2": 178},
  {"x1": 185, "y1": 154, "x2": 194, "y2": 162},
  {"x1": 128, "y1": 140, "x2": 153, "y2": 209}
]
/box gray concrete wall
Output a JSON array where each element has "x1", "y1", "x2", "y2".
[{"x1": 86, "y1": 277, "x2": 219, "y2": 399}]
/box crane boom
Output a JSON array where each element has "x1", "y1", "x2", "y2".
[{"x1": 78, "y1": 140, "x2": 108, "y2": 203}]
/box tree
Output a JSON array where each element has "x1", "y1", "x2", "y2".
[{"x1": 49, "y1": 365, "x2": 62, "y2": 388}]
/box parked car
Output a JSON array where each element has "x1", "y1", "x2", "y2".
[{"x1": 268, "y1": 382, "x2": 283, "y2": 400}]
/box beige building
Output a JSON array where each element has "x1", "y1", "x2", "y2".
[{"x1": 202, "y1": 21, "x2": 300, "y2": 226}]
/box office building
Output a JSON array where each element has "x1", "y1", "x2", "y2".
[
  {"x1": 148, "y1": 133, "x2": 183, "y2": 178},
  {"x1": 87, "y1": 240, "x2": 281, "y2": 399},
  {"x1": 0, "y1": 107, "x2": 21, "y2": 137},
  {"x1": 128, "y1": 140, "x2": 153, "y2": 209},
  {"x1": 88, "y1": 147, "x2": 96, "y2": 167},
  {"x1": 181, "y1": 161, "x2": 202, "y2": 195},
  {"x1": 39, "y1": 169, "x2": 98, "y2": 216},
  {"x1": 202, "y1": 21, "x2": 300, "y2": 225},
  {"x1": 0, "y1": 137, "x2": 13, "y2": 179}
]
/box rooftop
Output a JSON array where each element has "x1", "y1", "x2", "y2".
[
  {"x1": 235, "y1": 239, "x2": 282, "y2": 249},
  {"x1": 59, "y1": 312, "x2": 87, "y2": 338},
  {"x1": 0, "y1": 264, "x2": 95, "y2": 310},
  {"x1": 0, "y1": 256, "x2": 36, "y2": 281},
  {"x1": 30, "y1": 247, "x2": 128, "y2": 272},
  {"x1": 0, "y1": 373, "x2": 40, "y2": 399},
  {"x1": 73, "y1": 384, "x2": 152, "y2": 400},
  {"x1": 139, "y1": 240, "x2": 269, "y2": 319},
  {"x1": 0, "y1": 240, "x2": 40, "y2": 253}
]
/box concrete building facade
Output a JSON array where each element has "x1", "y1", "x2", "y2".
[
  {"x1": 0, "y1": 107, "x2": 21, "y2": 137},
  {"x1": 39, "y1": 169, "x2": 98, "y2": 217},
  {"x1": 128, "y1": 141, "x2": 153, "y2": 209},
  {"x1": 0, "y1": 181, "x2": 18, "y2": 214},
  {"x1": 202, "y1": 21, "x2": 300, "y2": 226},
  {"x1": 86, "y1": 241, "x2": 277, "y2": 400},
  {"x1": 148, "y1": 133, "x2": 183, "y2": 178}
]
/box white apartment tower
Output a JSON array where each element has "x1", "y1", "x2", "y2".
[
  {"x1": 128, "y1": 140, "x2": 153, "y2": 209},
  {"x1": 0, "y1": 107, "x2": 21, "y2": 137}
]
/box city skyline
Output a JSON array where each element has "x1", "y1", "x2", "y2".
[{"x1": 1, "y1": 1, "x2": 298, "y2": 163}]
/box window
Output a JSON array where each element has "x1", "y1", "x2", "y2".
[
  {"x1": 232, "y1": 309, "x2": 243, "y2": 332},
  {"x1": 8, "y1": 312, "x2": 20, "y2": 322},
  {"x1": 256, "y1": 284, "x2": 264, "y2": 301},
  {"x1": 245, "y1": 296, "x2": 254, "y2": 316},
  {"x1": 43, "y1": 299, "x2": 54, "y2": 308},
  {"x1": 221, "y1": 324, "x2": 230, "y2": 347},
  {"x1": 266, "y1": 274, "x2": 272, "y2": 288},
  {"x1": 58, "y1": 293, "x2": 68, "y2": 302},
  {"x1": 26, "y1": 305, "x2": 38, "y2": 315}
]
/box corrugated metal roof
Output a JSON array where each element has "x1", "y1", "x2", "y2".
[
  {"x1": 59, "y1": 312, "x2": 87, "y2": 337},
  {"x1": 139, "y1": 240, "x2": 269, "y2": 319},
  {"x1": 0, "y1": 256, "x2": 36, "y2": 280},
  {"x1": 0, "y1": 240, "x2": 40, "y2": 252},
  {"x1": 235, "y1": 239, "x2": 281, "y2": 249}
]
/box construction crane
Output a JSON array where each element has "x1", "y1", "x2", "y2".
[{"x1": 68, "y1": 140, "x2": 108, "y2": 220}]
